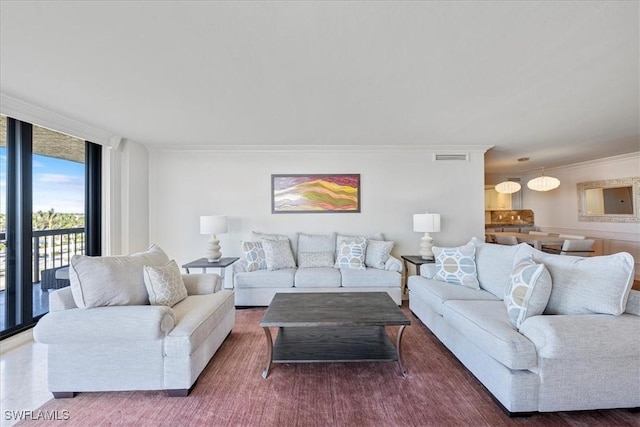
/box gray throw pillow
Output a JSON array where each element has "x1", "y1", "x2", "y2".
[{"x1": 262, "y1": 239, "x2": 296, "y2": 270}]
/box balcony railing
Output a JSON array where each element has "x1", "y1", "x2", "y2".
[{"x1": 0, "y1": 227, "x2": 85, "y2": 289}]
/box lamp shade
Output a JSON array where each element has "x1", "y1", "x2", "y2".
[
  {"x1": 413, "y1": 213, "x2": 441, "y2": 233},
  {"x1": 200, "y1": 215, "x2": 228, "y2": 234},
  {"x1": 495, "y1": 181, "x2": 521, "y2": 194},
  {"x1": 527, "y1": 176, "x2": 560, "y2": 192}
]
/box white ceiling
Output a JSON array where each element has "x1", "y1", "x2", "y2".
[{"x1": 1, "y1": 1, "x2": 638, "y2": 174}]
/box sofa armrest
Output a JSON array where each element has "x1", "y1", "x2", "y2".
[
  {"x1": 34, "y1": 305, "x2": 176, "y2": 345},
  {"x1": 49, "y1": 287, "x2": 78, "y2": 312},
  {"x1": 182, "y1": 273, "x2": 220, "y2": 295},
  {"x1": 385, "y1": 255, "x2": 403, "y2": 272},
  {"x1": 518, "y1": 313, "x2": 640, "y2": 359},
  {"x1": 420, "y1": 263, "x2": 438, "y2": 279},
  {"x1": 233, "y1": 259, "x2": 248, "y2": 273}
]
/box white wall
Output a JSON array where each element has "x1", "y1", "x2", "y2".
[{"x1": 148, "y1": 147, "x2": 487, "y2": 270}]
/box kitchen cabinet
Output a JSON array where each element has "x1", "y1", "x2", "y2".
[{"x1": 485, "y1": 188, "x2": 512, "y2": 210}]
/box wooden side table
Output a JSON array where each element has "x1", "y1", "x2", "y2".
[
  {"x1": 182, "y1": 257, "x2": 239, "y2": 289},
  {"x1": 401, "y1": 255, "x2": 435, "y2": 296}
]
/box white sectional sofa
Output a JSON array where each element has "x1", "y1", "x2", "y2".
[
  {"x1": 408, "y1": 238, "x2": 639, "y2": 414},
  {"x1": 34, "y1": 246, "x2": 234, "y2": 397},
  {"x1": 233, "y1": 232, "x2": 403, "y2": 306}
]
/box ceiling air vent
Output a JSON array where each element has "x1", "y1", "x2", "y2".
[{"x1": 433, "y1": 153, "x2": 469, "y2": 162}]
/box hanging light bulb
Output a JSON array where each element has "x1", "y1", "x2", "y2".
[
  {"x1": 495, "y1": 181, "x2": 521, "y2": 194},
  {"x1": 527, "y1": 169, "x2": 560, "y2": 192}
]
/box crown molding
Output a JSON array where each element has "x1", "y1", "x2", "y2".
[
  {"x1": 147, "y1": 144, "x2": 494, "y2": 154},
  {"x1": 0, "y1": 92, "x2": 120, "y2": 148}
]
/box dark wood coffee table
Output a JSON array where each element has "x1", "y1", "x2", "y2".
[{"x1": 259, "y1": 292, "x2": 410, "y2": 378}]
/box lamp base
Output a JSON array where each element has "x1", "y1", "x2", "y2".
[
  {"x1": 418, "y1": 232, "x2": 435, "y2": 260},
  {"x1": 205, "y1": 234, "x2": 222, "y2": 263}
]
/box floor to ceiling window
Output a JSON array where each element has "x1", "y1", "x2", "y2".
[{"x1": 0, "y1": 115, "x2": 101, "y2": 338}]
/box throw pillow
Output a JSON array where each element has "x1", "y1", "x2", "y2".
[
  {"x1": 69, "y1": 244, "x2": 170, "y2": 309},
  {"x1": 296, "y1": 233, "x2": 336, "y2": 264},
  {"x1": 298, "y1": 251, "x2": 335, "y2": 268},
  {"x1": 143, "y1": 260, "x2": 188, "y2": 307},
  {"x1": 433, "y1": 244, "x2": 480, "y2": 289},
  {"x1": 515, "y1": 244, "x2": 635, "y2": 315},
  {"x1": 335, "y1": 238, "x2": 367, "y2": 270},
  {"x1": 504, "y1": 257, "x2": 552, "y2": 328},
  {"x1": 262, "y1": 239, "x2": 296, "y2": 270},
  {"x1": 336, "y1": 233, "x2": 383, "y2": 254},
  {"x1": 365, "y1": 240, "x2": 394, "y2": 269},
  {"x1": 241, "y1": 241, "x2": 267, "y2": 272}
]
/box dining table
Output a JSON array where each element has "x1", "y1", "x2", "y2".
[{"x1": 485, "y1": 231, "x2": 565, "y2": 250}]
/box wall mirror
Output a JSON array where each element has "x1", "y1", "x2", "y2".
[{"x1": 577, "y1": 177, "x2": 640, "y2": 223}]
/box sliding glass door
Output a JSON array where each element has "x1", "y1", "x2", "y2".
[{"x1": 0, "y1": 115, "x2": 100, "y2": 338}]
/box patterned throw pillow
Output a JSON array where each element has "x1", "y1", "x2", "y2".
[
  {"x1": 433, "y1": 244, "x2": 480, "y2": 289},
  {"x1": 298, "y1": 251, "x2": 335, "y2": 268},
  {"x1": 335, "y1": 238, "x2": 367, "y2": 270},
  {"x1": 365, "y1": 240, "x2": 394, "y2": 269},
  {"x1": 241, "y1": 241, "x2": 267, "y2": 272},
  {"x1": 504, "y1": 257, "x2": 552, "y2": 328},
  {"x1": 262, "y1": 239, "x2": 296, "y2": 270},
  {"x1": 143, "y1": 260, "x2": 188, "y2": 307}
]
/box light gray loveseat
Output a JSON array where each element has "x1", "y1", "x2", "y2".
[
  {"x1": 34, "y1": 246, "x2": 235, "y2": 397},
  {"x1": 234, "y1": 232, "x2": 403, "y2": 306},
  {"x1": 408, "y1": 238, "x2": 639, "y2": 414}
]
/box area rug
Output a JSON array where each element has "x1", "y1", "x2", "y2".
[{"x1": 20, "y1": 306, "x2": 638, "y2": 426}]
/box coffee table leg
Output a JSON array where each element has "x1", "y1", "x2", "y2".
[
  {"x1": 262, "y1": 327, "x2": 273, "y2": 379},
  {"x1": 396, "y1": 325, "x2": 407, "y2": 378}
]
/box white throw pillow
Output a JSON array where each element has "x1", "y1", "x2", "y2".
[
  {"x1": 335, "y1": 238, "x2": 367, "y2": 270},
  {"x1": 365, "y1": 240, "x2": 394, "y2": 269},
  {"x1": 433, "y1": 244, "x2": 480, "y2": 289},
  {"x1": 143, "y1": 260, "x2": 188, "y2": 307},
  {"x1": 262, "y1": 239, "x2": 296, "y2": 270},
  {"x1": 241, "y1": 241, "x2": 267, "y2": 272},
  {"x1": 515, "y1": 244, "x2": 635, "y2": 315},
  {"x1": 504, "y1": 257, "x2": 552, "y2": 328},
  {"x1": 298, "y1": 251, "x2": 335, "y2": 268},
  {"x1": 69, "y1": 245, "x2": 170, "y2": 309}
]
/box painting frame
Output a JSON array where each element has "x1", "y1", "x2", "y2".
[{"x1": 271, "y1": 174, "x2": 361, "y2": 214}]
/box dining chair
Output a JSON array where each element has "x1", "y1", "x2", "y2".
[
  {"x1": 543, "y1": 239, "x2": 595, "y2": 256},
  {"x1": 495, "y1": 235, "x2": 519, "y2": 245}
]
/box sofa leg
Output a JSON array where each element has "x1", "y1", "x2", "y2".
[
  {"x1": 52, "y1": 392, "x2": 76, "y2": 399},
  {"x1": 167, "y1": 380, "x2": 197, "y2": 397}
]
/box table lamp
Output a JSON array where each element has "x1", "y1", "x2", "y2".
[
  {"x1": 200, "y1": 215, "x2": 228, "y2": 262},
  {"x1": 413, "y1": 212, "x2": 441, "y2": 260}
]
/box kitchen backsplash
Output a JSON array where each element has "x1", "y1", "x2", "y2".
[{"x1": 488, "y1": 209, "x2": 534, "y2": 225}]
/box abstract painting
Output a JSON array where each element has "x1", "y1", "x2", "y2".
[{"x1": 271, "y1": 174, "x2": 361, "y2": 213}]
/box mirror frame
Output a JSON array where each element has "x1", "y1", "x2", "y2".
[{"x1": 577, "y1": 177, "x2": 640, "y2": 223}]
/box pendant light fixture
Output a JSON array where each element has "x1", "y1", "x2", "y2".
[
  {"x1": 527, "y1": 168, "x2": 560, "y2": 192},
  {"x1": 495, "y1": 180, "x2": 521, "y2": 194}
]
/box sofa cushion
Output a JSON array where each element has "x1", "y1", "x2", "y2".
[
  {"x1": 295, "y1": 267, "x2": 342, "y2": 288},
  {"x1": 241, "y1": 241, "x2": 267, "y2": 272},
  {"x1": 442, "y1": 300, "x2": 538, "y2": 370},
  {"x1": 262, "y1": 239, "x2": 297, "y2": 270},
  {"x1": 365, "y1": 240, "x2": 394, "y2": 269},
  {"x1": 470, "y1": 238, "x2": 523, "y2": 298},
  {"x1": 164, "y1": 290, "x2": 234, "y2": 357},
  {"x1": 341, "y1": 268, "x2": 401, "y2": 287},
  {"x1": 408, "y1": 276, "x2": 499, "y2": 315},
  {"x1": 504, "y1": 257, "x2": 552, "y2": 328},
  {"x1": 517, "y1": 245, "x2": 635, "y2": 315},
  {"x1": 298, "y1": 251, "x2": 334, "y2": 268},
  {"x1": 143, "y1": 260, "x2": 188, "y2": 307},
  {"x1": 234, "y1": 268, "x2": 296, "y2": 288},
  {"x1": 335, "y1": 238, "x2": 367, "y2": 269},
  {"x1": 69, "y1": 245, "x2": 170, "y2": 309},
  {"x1": 433, "y1": 244, "x2": 480, "y2": 289},
  {"x1": 297, "y1": 233, "x2": 336, "y2": 260}
]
